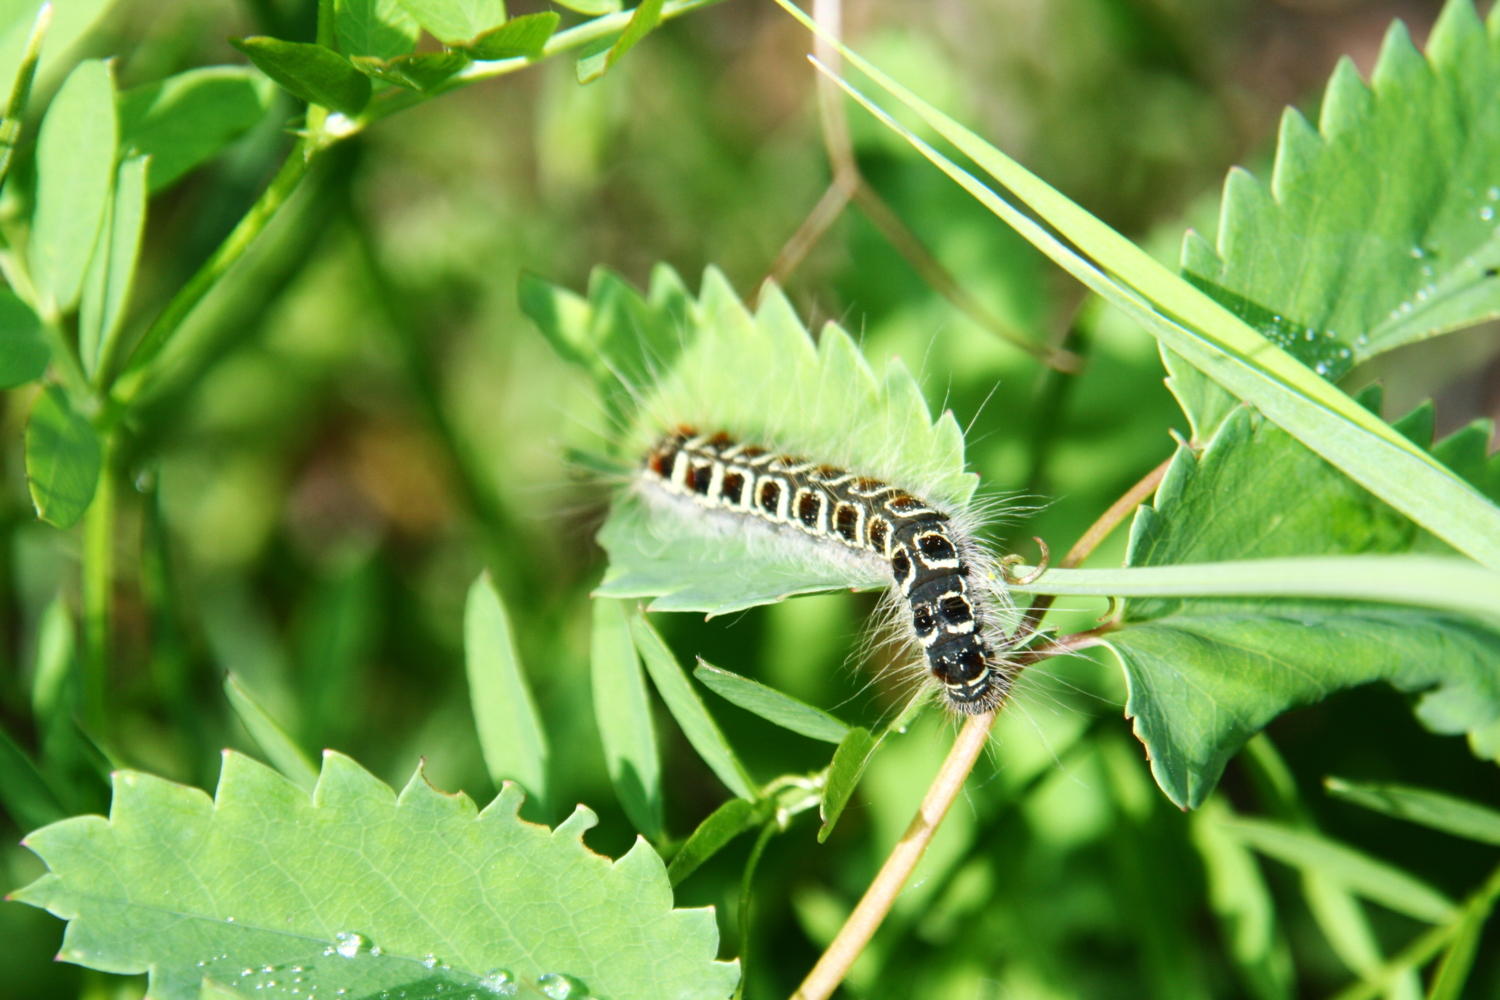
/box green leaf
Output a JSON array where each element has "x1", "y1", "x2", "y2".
[
  {"x1": 1426, "y1": 884, "x2": 1500, "y2": 1000},
  {"x1": 25, "y1": 385, "x2": 100, "y2": 529},
  {"x1": 224, "y1": 673, "x2": 320, "y2": 794},
  {"x1": 78, "y1": 154, "x2": 146, "y2": 378},
  {"x1": 465, "y1": 11, "x2": 558, "y2": 60},
  {"x1": 576, "y1": 0, "x2": 661, "y2": 83},
  {"x1": 349, "y1": 50, "x2": 469, "y2": 91},
  {"x1": 0, "y1": 3, "x2": 50, "y2": 187},
  {"x1": 0, "y1": 722, "x2": 67, "y2": 833},
  {"x1": 776, "y1": 0, "x2": 1500, "y2": 573},
  {"x1": 550, "y1": 0, "x2": 621, "y2": 13},
  {"x1": 667, "y1": 797, "x2": 758, "y2": 887},
  {"x1": 9, "y1": 752, "x2": 740, "y2": 1000},
  {"x1": 229, "y1": 37, "x2": 371, "y2": 116},
  {"x1": 1432, "y1": 416, "x2": 1500, "y2": 503},
  {"x1": 591, "y1": 597, "x2": 662, "y2": 839},
  {"x1": 693, "y1": 661, "x2": 849, "y2": 744},
  {"x1": 31, "y1": 595, "x2": 75, "y2": 719},
  {"x1": 334, "y1": 0, "x2": 419, "y2": 59},
  {"x1": 28, "y1": 57, "x2": 115, "y2": 314},
  {"x1": 534, "y1": 265, "x2": 974, "y2": 615},
  {"x1": 1191, "y1": 798, "x2": 1293, "y2": 1000},
  {"x1": 818, "y1": 726, "x2": 873, "y2": 843},
  {"x1": 396, "y1": 0, "x2": 506, "y2": 45},
  {"x1": 463, "y1": 572, "x2": 549, "y2": 806},
  {"x1": 1183, "y1": 3, "x2": 1500, "y2": 374},
  {"x1": 628, "y1": 615, "x2": 753, "y2": 799},
  {"x1": 1324, "y1": 778, "x2": 1500, "y2": 845},
  {"x1": 118, "y1": 67, "x2": 277, "y2": 192},
  {"x1": 1094, "y1": 405, "x2": 1500, "y2": 808},
  {"x1": 0, "y1": 0, "x2": 112, "y2": 106},
  {"x1": 1219, "y1": 816, "x2": 1457, "y2": 923},
  {"x1": 0, "y1": 287, "x2": 48, "y2": 387}
]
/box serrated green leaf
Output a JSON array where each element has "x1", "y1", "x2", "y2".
[
  {"x1": 1185, "y1": 2, "x2": 1500, "y2": 374},
  {"x1": 694, "y1": 661, "x2": 849, "y2": 744},
  {"x1": 79, "y1": 154, "x2": 146, "y2": 378},
  {"x1": 1191, "y1": 797, "x2": 1293, "y2": 1000},
  {"x1": 28, "y1": 57, "x2": 114, "y2": 314},
  {"x1": 629, "y1": 615, "x2": 752, "y2": 798},
  {"x1": 818, "y1": 726, "x2": 873, "y2": 842},
  {"x1": 334, "y1": 0, "x2": 419, "y2": 60},
  {"x1": 528, "y1": 265, "x2": 975, "y2": 614},
  {"x1": 25, "y1": 385, "x2": 100, "y2": 528},
  {"x1": 230, "y1": 37, "x2": 371, "y2": 116},
  {"x1": 9, "y1": 752, "x2": 739, "y2": 1000},
  {"x1": 118, "y1": 67, "x2": 276, "y2": 192},
  {"x1": 576, "y1": 0, "x2": 661, "y2": 83},
  {"x1": 1324, "y1": 778, "x2": 1500, "y2": 845},
  {"x1": 775, "y1": 0, "x2": 1500, "y2": 573},
  {"x1": 667, "y1": 797, "x2": 758, "y2": 887},
  {"x1": 349, "y1": 50, "x2": 469, "y2": 91},
  {"x1": 464, "y1": 572, "x2": 549, "y2": 806},
  {"x1": 1089, "y1": 404, "x2": 1500, "y2": 808},
  {"x1": 0, "y1": 3, "x2": 50, "y2": 187},
  {"x1": 1219, "y1": 816, "x2": 1457, "y2": 923},
  {"x1": 0, "y1": 287, "x2": 48, "y2": 387},
  {"x1": 396, "y1": 0, "x2": 506, "y2": 45},
  {"x1": 224, "y1": 673, "x2": 319, "y2": 793},
  {"x1": 591, "y1": 597, "x2": 662, "y2": 839},
  {"x1": 1430, "y1": 416, "x2": 1500, "y2": 503},
  {"x1": 465, "y1": 11, "x2": 558, "y2": 60},
  {"x1": 0, "y1": 722, "x2": 67, "y2": 833}
]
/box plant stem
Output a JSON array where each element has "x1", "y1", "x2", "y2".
[
  {"x1": 734, "y1": 820, "x2": 780, "y2": 1000},
  {"x1": 80, "y1": 444, "x2": 113, "y2": 735},
  {"x1": 109, "y1": 136, "x2": 317, "y2": 404},
  {"x1": 790, "y1": 710, "x2": 996, "y2": 1000}
]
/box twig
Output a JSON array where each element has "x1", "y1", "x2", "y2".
[{"x1": 789, "y1": 710, "x2": 996, "y2": 1000}]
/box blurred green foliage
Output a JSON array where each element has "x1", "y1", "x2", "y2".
[{"x1": 1, "y1": 0, "x2": 1499, "y2": 998}]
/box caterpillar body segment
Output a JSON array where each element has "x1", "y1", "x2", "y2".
[{"x1": 643, "y1": 428, "x2": 1017, "y2": 714}]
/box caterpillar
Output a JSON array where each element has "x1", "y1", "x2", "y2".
[{"x1": 642, "y1": 427, "x2": 1028, "y2": 714}]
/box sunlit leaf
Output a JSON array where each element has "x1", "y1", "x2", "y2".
[
  {"x1": 1325, "y1": 778, "x2": 1500, "y2": 845},
  {"x1": 334, "y1": 0, "x2": 419, "y2": 60},
  {"x1": 694, "y1": 661, "x2": 849, "y2": 744},
  {"x1": 465, "y1": 11, "x2": 558, "y2": 60},
  {"x1": 0, "y1": 3, "x2": 49, "y2": 186},
  {"x1": 224, "y1": 673, "x2": 319, "y2": 793},
  {"x1": 667, "y1": 797, "x2": 758, "y2": 887},
  {"x1": 28, "y1": 57, "x2": 115, "y2": 314},
  {"x1": 576, "y1": 0, "x2": 661, "y2": 83},
  {"x1": 1191, "y1": 797, "x2": 1293, "y2": 1000},
  {"x1": 464, "y1": 572, "x2": 549, "y2": 806},
  {"x1": 230, "y1": 37, "x2": 371, "y2": 116},
  {"x1": 78, "y1": 155, "x2": 146, "y2": 378},
  {"x1": 396, "y1": 0, "x2": 506, "y2": 46},
  {"x1": 9, "y1": 752, "x2": 740, "y2": 1000},
  {"x1": 629, "y1": 614, "x2": 753, "y2": 799},
  {"x1": 591, "y1": 597, "x2": 662, "y2": 839},
  {"x1": 118, "y1": 67, "x2": 276, "y2": 192},
  {"x1": 818, "y1": 727, "x2": 873, "y2": 843},
  {"x1": 25, "y1": 385, "x2": 100, "y2": 529},
  {"x1": 349, "y1": 50, "x2": 469, "y2": 91}
]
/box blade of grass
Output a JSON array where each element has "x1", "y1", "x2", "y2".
[
  {"x1": 771, "y1": 1, "x2": 1500, "y2": 571},
  {"x1": 223, "y1": 672, "x2": 318, "y2": 793},
  {"x1": 591, "y1": 597, "x2": 663, "y2": 840},
  {"x1": 694, "y1": 661, "x2": 849, "y2": 744},
  {"x1": 1325, "y1": 779, "x2": 1500, "y2": 846},
  {"x1": 1007, "y1": 557, "x2": 1500, "y2": 622},
  {"x1": 629, "y1": 612, "x2": 754, "y2": 799},
  {"x1": 464, "y1": 572, "x2": 550, "y2": 808},
  {"x1": 1220, "y1": 816, "x2": 1457, "y2": 924}
]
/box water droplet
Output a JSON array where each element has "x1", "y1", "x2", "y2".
[
  {"x1": 1410, "y1": 246, "x2": 1425, "y2": 258},
  {"x1": 537, "y1": 973, "x2": 587, "y2": 1000},
  {"x1": 1314, "y1": 361, "x2": 1328, "y2": 375},
  {"x1": 335, "y1": 932, "x2": 368, "y2": 958},
  {"x1": 479, "y1": 971, "x2": 518, "y2": 997},
  {"x1": 1337, "y1": 347, "x2": 1351, "y2": 358},
  {"x1": 1482, "y1": 206, "x2": 1494, "y2": 221},
  {"x1": 227, "y1": 917, "x2": 236, "y2": 923},
  {"x1": 423, "y1": 955, "x2": 439, "y2": 969},
  {"x1": 370, "y1": 946, "x2": 383, "y2": 957},
  {"x1": 242, "y1": 969, "x2": 255, "y2": 978},
  {"x1": 1303, "y1": 329, "x2": 1314, "y2": 341}
]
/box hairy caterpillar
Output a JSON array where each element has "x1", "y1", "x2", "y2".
[{"x1": 641, "y1": 427, "x2": 1031, "y2": 715}]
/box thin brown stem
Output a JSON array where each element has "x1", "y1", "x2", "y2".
[
  {"x1": 790, "y1": 711, "x2": 996, "y2": 1000},
  {"x1": 765, "y1": 172, "x2": 857, "y2": 290}
]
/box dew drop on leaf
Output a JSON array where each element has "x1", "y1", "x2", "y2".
[
  {"x1": 334, "y1": 932, "x2": 371, "y2": 958},
  {"x1": 536, "y1": 973, "x2": 587, "y2": 999},
  {"x1": 479, "y1": 969, "x2": 518, "y2": 995}
]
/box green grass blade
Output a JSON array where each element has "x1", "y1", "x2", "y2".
[
  {"x1": 591, "y1": 597, "x2": 662, "y2": 839},
  {"x1": 694, "y1": 661, "x2": 849, "y2": 744},
  {"x1": 666, "y1": 797, "x2": 758, "y2": 887},
  {"x1": 1325, "y1": 779, "x2": 1500, "y2": 845},
  {"x1": 464, "y1": 572, "x2": 550, "y2": 807},
  {"x1": 1220, "y1": 816, "x2": 1457, "y2": 923},
  {"x1": 1010, "y1": 556, "x2": 1500, "y2": 622},
  {"x1": 772, "y1": 0, "x2": 1500, "y2": 572},
  {"x1": 629, "y1": 612, "x2": 754, "y2": 799},
  {"x1": 223, "y1": 673, "x2": 319, "y2": 793},
  {"x1": 818, "y1": 726, "x2": 873, "y2": 843}
]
